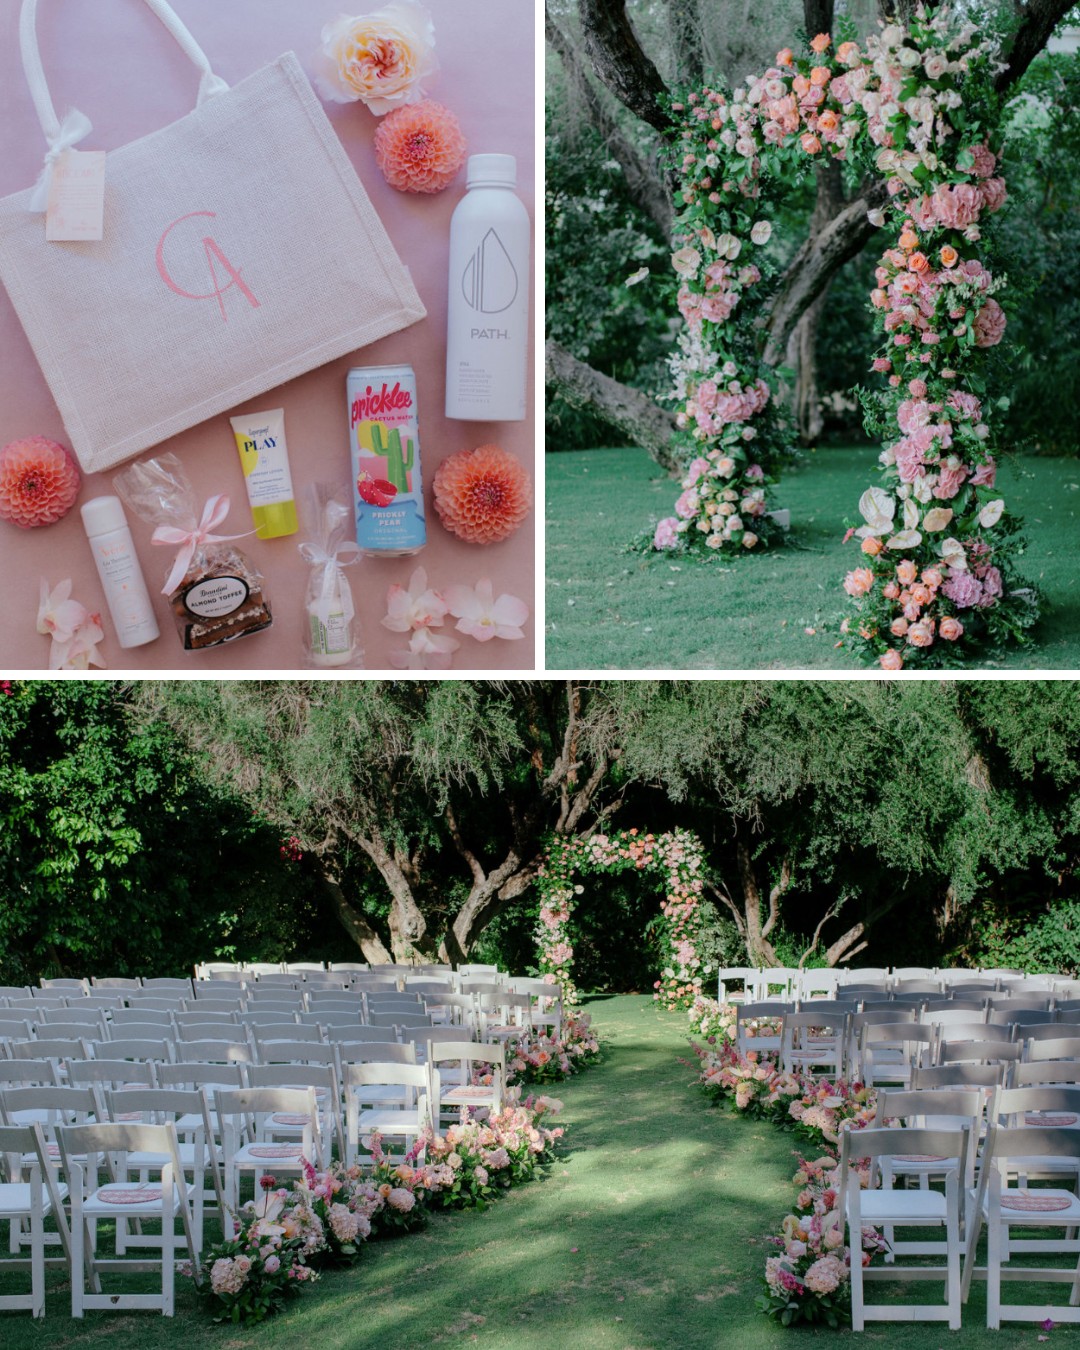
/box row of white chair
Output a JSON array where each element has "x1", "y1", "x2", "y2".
[
  {"x1": 835, "y1": 1083, "x2": 1080, "y2": 1328},
  {"x1": 719, "y1": 966, "x2": 1080, "y2": 1003}
]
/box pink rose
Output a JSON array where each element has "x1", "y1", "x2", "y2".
[
  {"x1": 939, "y1": 616, "x2": 964, "y2": 641},
  {"x1": 974, "y1": 298, "x2": 1006, "y2": 348},
  {"x1": 879, "y1": 649, "x2": 904, "y2": 670},
  {"x1": 906, "y1": 621, "x2": 934, "y2": 648},
  {"x1": 653, "y1": 517, "x2": 680, "y2": 550}
]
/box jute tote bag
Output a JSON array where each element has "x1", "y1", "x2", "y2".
[{"x1": 0, "y1": 0, "x2": 426, "y2": 474}]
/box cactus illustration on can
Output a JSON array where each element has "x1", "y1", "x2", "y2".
[{"x1": 348, "y1": 365, "x2": 426, "y2": 556}]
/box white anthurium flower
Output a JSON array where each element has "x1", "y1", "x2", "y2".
[
  {"x1": 902, "y1": 497, "x2": 920, "y2": 530},
  {"x1": 715, "y1": 232, "x2": 742, "y2": 260},
  {"x1": 938, "y1": 537, "x2": 968, "y2": 571},
  {"x1": 886, "y1": 529, "x2": 922, "y2": 549},
  {"x1": 922, "y1": 507, "x2": 954, "y2": 532},
  {"x1": 895, "y1": 483, "x2": 911, "y2": 500},
  {"x1": 912, "y1": 475, "x2": 935, "y2": 503},
  {"x1": 750, "y1": 220, "x2": 773, "y2": 245},
  {"x1": 978, "y1": 498, "x2": 1005, "y2": 528},
  {"x1": 671, "y1": 246, "x2": 701, "y2": 277},
  {"x1": 625, "y1": 266, "x2": 649, "y2": 287},
  {"x1": 699, "y1": 225, "x2": 716, "y2": 250},
  {"x1": 858, "y1": 487, "x2": 895, "y2": 530},
  {"x1": 867, "y1": 207, "x2": 886, "y2": 227}
]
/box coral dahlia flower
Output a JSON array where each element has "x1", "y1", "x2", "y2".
[
  {"x1": 0, "y1": 436, "x2": 79, "y2": 527},
  {"x1": 374, "y1": 99, "x2": 466, "y2": 193},
  {"x1": 433, "y1": 444, "x2": 532, "y2": 544}
]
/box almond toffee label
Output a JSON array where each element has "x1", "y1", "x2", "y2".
[{"x1": 182, "y1": 575, "x2": 249, "y2": 618}]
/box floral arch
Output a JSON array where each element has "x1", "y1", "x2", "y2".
[
  {"x1": 652, "y1": 7, "x2": 1038, "y2": 669},
  {"x1": 534, "y1": 828, "x2": 707, "y2": 1010}
]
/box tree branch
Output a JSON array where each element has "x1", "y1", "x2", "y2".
[
  {"x1": 577, "y1": 0, "x2": 672, "y2": 134},
  {"x1": 546, "y1": 339, "x2": 679, "y2": 470},
  {"x1": 708, "y1": 878, "x2": 748, "y2": 941},
  {"x1": 763, "y1": 180, "x2": 890, "y2": 365},
  {"x1": 995, "y1": 0, "x2": 1076, "y2": 94},
  {"x1": 546, "y1": 8, "x2": 672, "y2": 235},
  {"x1": 761, "y1": 855, "x2": 794, "y2": 940}
]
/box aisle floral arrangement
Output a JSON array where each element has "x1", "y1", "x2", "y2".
[
  {"x1": 653, "y1": 6, "x2": 1038, "y2": 667},
  {"x1": 686, "y1": 1003, "x2": 884, "y2": 1328},
  {"x1": 505, "y1": 1012, "x2": 601, "y2": 1085},
  {"x1": 196, "y1": 1094, "x2": 565, "y2": 1325}
]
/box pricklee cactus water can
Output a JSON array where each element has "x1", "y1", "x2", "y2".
[{"x1": 348, "y1": 364, "x2": 426, "y2": 556}]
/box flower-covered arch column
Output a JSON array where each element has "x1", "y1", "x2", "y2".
[
  {"x1": 534, "y1": 828, "x2": 707, "y2": 1010},
  {"x1": 653, "y1": 7, "x2": 1038, "y2": 667}
]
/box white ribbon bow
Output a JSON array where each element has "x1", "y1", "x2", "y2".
[
  {"x1": 28, "y1": 107, "x2": 93, "y2": 212},
  {"x1": 298, "y1": 541, "x2": 363, "y2": 568},
  {"x1": 151, "y1": 494, "x2": 252, "y2": 595}
]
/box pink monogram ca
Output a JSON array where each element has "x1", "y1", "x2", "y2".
[{"x1": 155, "y1": 211, "x2": 260, "y2": 323}]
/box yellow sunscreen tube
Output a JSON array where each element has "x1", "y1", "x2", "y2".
[{"x1": 229, "y1": 408, "x2": 298, "y2": 539}]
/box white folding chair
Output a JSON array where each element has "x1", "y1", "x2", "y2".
[
  {"x1": 247, "y1": 1063, "x2": 343, "y2": 1166},
  {"x1": 215, "y1": 1087, "x2": 319, "y2": 1235},
  {"x1": 779, "y1": 1009, "x2": 848, "y2": 1079},
  {"x1": 963, "y1": 1123, "x2": 1080, "y2": 1328},
  {"x1": 105, "y1": 1087, "x2": 220, "y2": 1257},
  {"x1": 57, "y1": 1120, "x2": 198, "y2": 1317},
  {"x1": 839, "y1": 1125, "x2": 967, "y2": 1330},
  {"x1": 0, "y1": 1122, "x2": 69, "y2": 1317},
  {"x1": 342, "y1": 1062, "x2": 432, "y2": 1167},
  {"x1": 429, "y1": 1041, "x2": 504, "y2": 1122}
]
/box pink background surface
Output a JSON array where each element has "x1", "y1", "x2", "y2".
[{"x1": 0, "y1": 0, "x2": 535, "y2": 671}]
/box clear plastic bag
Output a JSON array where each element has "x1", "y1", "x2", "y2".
[
  {"x1": 298, "y1": 482, "x2": 363, "y2": 668},
  {"x1": 113, "y1": 452, "x2": 272, "y2": 651}
]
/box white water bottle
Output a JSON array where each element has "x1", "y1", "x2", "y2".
[
  {"x1": 80, "y1": 496, "x2": 160, "y2": 648},
  {"x1": 445, "y1": 153, "x2": 530, "y2": 421}
]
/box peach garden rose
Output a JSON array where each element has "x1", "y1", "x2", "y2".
[{"x1": 314, "y1": 1, "x2": 437, "y2": 114}]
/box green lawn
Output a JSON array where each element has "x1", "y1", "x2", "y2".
[
  {"x1": 4, "y1": 995, "x2": 1079, "y2": 1346},
  {"x1": 545, "y1": 446, "x2": 1080, "y2": 670}
]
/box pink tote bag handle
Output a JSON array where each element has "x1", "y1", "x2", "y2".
[{"x1": 20, "y1": 0, "x2": 229, "y2": 207}]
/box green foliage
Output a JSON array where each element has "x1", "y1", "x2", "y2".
[
  {"x1": 0, "y1": 682, "x2": 322, "y2": 982},
  {"x1": 545, "y1": 99, "x2": 673, "y2": 449},
  {"x1": 997, "y1": 51, "x2": 1080, "y2": 454}
]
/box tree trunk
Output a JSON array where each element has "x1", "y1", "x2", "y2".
[
  {"x1": 736, "y1": 842, "x2": 780, "y2": 966},
  {"x1": 577, "y1": 0, "x2": 672, "y2": 134},
  {"x1": 546, "y1": 339, "x2": 679, "y2": 470},
  {"x1": 546, "y1": 8, "x2": 673, "y2": 236},
  {"x1": 316, "y1": 864, "x2": 393, "y2": 964},
  {"x1": 788, "y1": 288, "x2": 830, "y2": 444}
]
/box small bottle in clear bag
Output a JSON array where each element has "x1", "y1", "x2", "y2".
[{"x1": 299, "y1": 483, "x2": 363, "y2": 668}]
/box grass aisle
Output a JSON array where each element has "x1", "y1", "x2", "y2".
[
  {"x1": 546, "y1": 446, "x2": 1080, "y2": 670},
  {"x1": 5, "y1": 997, "x2": 1074, "y2": 1345}
]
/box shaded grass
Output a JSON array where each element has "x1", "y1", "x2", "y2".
[
  {"x1": 2, "y1": 997, "x2": 1078, "y2": 1345},
  {"x1": 545, "y1": 446, "x2": 1080, "y2": 670}
]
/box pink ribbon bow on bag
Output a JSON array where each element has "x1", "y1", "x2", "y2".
[{"x1": 151, "y1": 494, "x2": 251, "y2": 595}]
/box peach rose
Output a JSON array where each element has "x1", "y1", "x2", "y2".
[
  {"x1": 843, "y1": 567, "x2": 875, "y2": 597},
  {"x1": 908, "y1": 252, "x2": 929, "y2": 272},
  {"x1": 793, "y1": 75, "x2": 811, "y2": 97},
  {"x1": 861, "y1": 536, "x2": 883, "y2": 556},
  {"x1": 890, "y1": 617, "x2": 909, "y2": 637},
  {"x1": 921, "y1": 568, "x2": 944, "y2": 589},
  {"x1": 940, "y1": 244, "x2": 959, "y2": 268},
  {"x1": 818, "y1": 109, "x2": 839, "y2": 135},
  {"x1": 906, "y1": 621, "x2": 934, "y2": 648},
  {"x1": 882, "y1": 581, "x2": 900, "y2": 600},
  {"x1": 314, "y1": 1, "x2": 438, "y2": 114},
  {"x1": 896, "y1": 559, "x2": 918, "y2": 585},
  {"x1": 801, "y1": 133, "x2": 822, "y2": 155},
  {"x1": 939, "y1": 616, "x2": 964, "y2": 641},
  {"x1": 898, "y1": 228, "x2": 919, "y2": 251},
  {"x1": 879, "y1": 648, "x2": 904, "y2": 670},
  {"x1": 777, "y1": 48, "x2": 795, "y2": 67},
  {"x1": 810, "y1": 66, "x2": 831, "y2": 87},
  {"x1": 810, "y1": 33, "x2": 831, "y2": 53},
  {"x1": 837, "y1": 41, "x2": 861, "y2": 67}
]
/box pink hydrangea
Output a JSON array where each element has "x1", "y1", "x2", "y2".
[
  {"x1": 974, "y1": 298, "x2": 1006, "y2": 348},
  {"x1": 967, "y1": 144, "x2": 997, "y2": 179},
  {"x1": 942, "y1": 572, "x2": 983, "y2": 608},
  {"x1": 980, "y1": 177, "x2": 1007, "y2": 213},
  {"x1": 934, "y1": 459, "x2": 969, "y2": 500},
  {"x1": 931, "y1": 182, "x2": 983, "y2": 230},
  {"x1": 674, "y1": 489, "x2": 699, "y2": 520},
  {"x1": 970, "y1": 458, "x2": 997, "y2": 487}
]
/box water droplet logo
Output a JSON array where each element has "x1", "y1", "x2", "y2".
[{"x1": 461, "y1": 228, "x2": 519, "y2": 314}]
